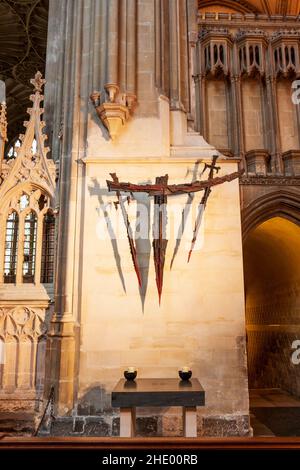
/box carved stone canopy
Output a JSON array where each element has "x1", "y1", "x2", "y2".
[{"x1": 0, "y1": 72, "x2": 56, "y2": 200}]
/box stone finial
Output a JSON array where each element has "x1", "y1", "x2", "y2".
[
  {"x1": 90, "y1": 91, "x2": 101, "y2": 107},
  {"x1": 30, "y1": 71, "x2": 46, "y2": 93},
  {"x1": 104, "y1": 83, "x2": 119, "y2": 103}
]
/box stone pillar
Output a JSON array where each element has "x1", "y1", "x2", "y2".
[
  {"x1": 43, "y1": 0, "x2": 221, "y2": 420},
  {"x1": 168, "y1": 0, "x2": 189, "y2": 111},
  {"x1": 266, "y1": 75, "x2": 282, "y2": 173},
  {"x1": 44, "y1": 0, "x2": 88, "y2": 414},
  {"x1": 231, "y1": 75, "x2": 245, "y2": 165},
  {"x1": 44, "y1": 0, "x2": 157, "y2": 416},
  {"x1": 107, "y1": 0, "x2": 119, "y2": 86},
  {"x1": 154, "y1": 0, "x2": 192, "y2": 112}
]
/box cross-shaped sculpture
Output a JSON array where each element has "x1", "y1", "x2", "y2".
[{"x1": 107, "y1": 156, "x2": 244, "y2": 303}]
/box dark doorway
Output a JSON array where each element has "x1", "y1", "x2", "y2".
[{"x1": 243, "y1": 216, "x2": 300, "y2": 435}]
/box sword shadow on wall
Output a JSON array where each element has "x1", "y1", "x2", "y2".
[
  {"x1": 88, "y1": 178, "x2": 126, "y2": 293},
  {"x1": 88, "y1": 177, "x2": 154, "y2": 312},
  {"x1": 170, "y1": 160, "x2": 202, "y2": 269},
  {"x1": 134, "y1": 186, "x2": 151, "y2": 312}
]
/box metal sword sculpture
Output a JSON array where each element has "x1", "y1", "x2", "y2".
[
  {"x1": 107, "y1": 157, "x2": 244, "y2": 302},
  {"x1": 153, "y1": 175, "x2": 168, "y2": 304},
  {"x1": 188, "y1": 154, "x2": 220, "y2": 262}
]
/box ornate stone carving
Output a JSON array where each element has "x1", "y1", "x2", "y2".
[
  {"x1": 237, "y1": 34, "x2": 267, "y2": 78},
  {"x1": 271, "y1": 35, "x2": 300, "y2": 78},
  {"x1": 282, "y1": 150, "x2": 300, "y2": 176},
  {"x1": 0, "y1": 72, "x2": 56, "y2": 198},
  {"x1": 0, "y1": 102, "x2": 7, "y2": 177},
  {"x1": 0, "y1": 102, "x2": 7, "y2": 143},
  {"x1": 245, "y1": 150, "x2": 270, "y2": 176},
  {"x1": 0, "y1": 305, "x2": 49, "y2": 393},
  {"x1": 236, "y1": 29, "x2": 267, "y2": 40},
  {"x1": 271, "y1": 30, "x2": 300, "y2": 40},
  {"x1": 199, "y1": 27, "x2": 230, "y2": 40},
  {"x1": 240, "y1": 176, "x2": 300, "y2": 186},
  {"x1": 90, "y1": 83, "x2": 136, "y2": 141},
  {"x1": 0, "y1": 307, "x2": 47, "y2": 340}
]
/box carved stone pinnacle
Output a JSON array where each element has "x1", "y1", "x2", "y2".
[{"x1": 30, "y1": 71, "x2": 46, "y2": 93}]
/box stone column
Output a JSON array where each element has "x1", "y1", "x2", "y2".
[
  {"x1": 231, "y1": 75, "x2": 245, "y2": 166},
  {"x1": 44, "y1": 0, "x2": 197, "y2": 415},
  {"x1": 266, "y1": 75, "x2": 282, "y2": 173},
  {"x1": 44, "y1": 0, "x2": 88, "y2": 414},
  {"x1": 186, "y1": 0, "x2": 198, "y2": 129},
  {"x1": 154, "y1": 0, "x2": 192, "y2": 112},
  {"x1": 107, "y1": 0, "x2": 119, "y2": 86},
  {"x1": 168, "y1": 0, "x2": 189, "y2": 111},
  {"x1": 126, "y1": 0, "x2": 137, "y2": 96}
]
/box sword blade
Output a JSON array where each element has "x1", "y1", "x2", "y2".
[
  {"x1": 153, "y1": 175, "x2": 168, "y2": 304},
  {"x1": 187, "y1": 155, "x2": 219, "y2": 262}
]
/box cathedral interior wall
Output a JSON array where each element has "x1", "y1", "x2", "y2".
[{"x1": 74, "y1": 150, "x2": 250, "y2": 436}]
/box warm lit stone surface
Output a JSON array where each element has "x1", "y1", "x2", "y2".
[{"x1": 76, "y1": 125, "x2": 249, "y2": 434}]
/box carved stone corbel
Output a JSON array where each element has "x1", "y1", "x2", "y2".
[
  {"x1": 245, "y1": 150, "x2": 270, "y2": 176},
  {"x1": 90, "y1": 84, "x2": 136, "y2": 141},
  {"x1": 282, "y1": 150, "x2": 300, "y2": 176}
]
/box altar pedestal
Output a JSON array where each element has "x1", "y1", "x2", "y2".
[{"x1": 112, "y1": 378, "x2": 205, "y2": 438}]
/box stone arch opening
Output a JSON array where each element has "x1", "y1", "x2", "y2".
[{"x1": 243, "y1": 216, "x2": 300, "y2": 397}]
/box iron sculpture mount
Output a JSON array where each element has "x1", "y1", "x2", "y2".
[{"x1": 107, "y1": 157, "x2": 244, "y2": 304}]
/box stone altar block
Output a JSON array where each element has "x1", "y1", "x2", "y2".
[{"x1": 112, "y1": 378, "x2": 205, "y2": 437}]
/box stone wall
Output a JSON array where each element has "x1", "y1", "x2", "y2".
[
  {"x1": 242, "y1": 80, "x2": 264, "y2": 152},
  {"x1": 42, "y1": 0, "x2": 251, "y2": 437},
  {"x1": 75, "y1": 154, "x2": 249, "y2": 436},
  {"x1": 206, "y1": 80, "x2": 229, "y2": 150},
  {"x1": 277, "y1": 80, "x2": 299, "y2": 152}
]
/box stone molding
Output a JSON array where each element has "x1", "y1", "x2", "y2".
[
  {"x1": 282, "y1": 150, "x2": 300, "y2": 176},
  {"x1": 240, "y1": 176, "x2": 300, "y2": 185},
  {"x1": 245, "y1": 150, "x2": 270, "y2": 175}
]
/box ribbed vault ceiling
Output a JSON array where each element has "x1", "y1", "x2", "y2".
[
  {"x1": 199, "y1": 0, "x2": 300, "y2": 15},
  {"x1": 0, "y1": 0, "x2": 48, "y2": 146}
]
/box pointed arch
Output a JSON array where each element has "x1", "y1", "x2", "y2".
[
  {"x1": 243, "y1": 217, "x2": 300, "y2": 395},
  {"x1": 198, "y1": 0, "x2": 261, "y2": 14},
  {"x1": 242, "y1": 190, "x2": 300, "y2": 240}
]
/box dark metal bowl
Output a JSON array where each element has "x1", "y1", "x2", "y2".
[
  {"x1": 178, "y1": 370, "x2": 192, "y2": 381},
  {"x1": 124, "y1": 370, "x2": 137, "y2": 381}
]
